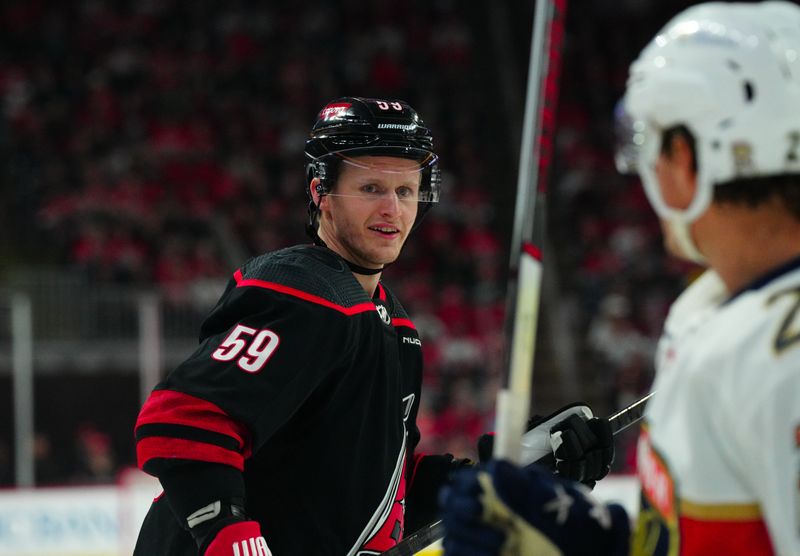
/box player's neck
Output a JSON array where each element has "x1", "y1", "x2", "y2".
[
  {"x1": 353, "y1": 272, "x2": 382, "y2": 298},
  {"x1": 315, "y1": 230, "x2": 384, "y2": 296},
  {"x1": 699, "y1": 202, "x2": 800, "y2": 293}
]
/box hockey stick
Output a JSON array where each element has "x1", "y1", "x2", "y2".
[
  {"x1": 494, "y1": 0, "x2": 567, "y2": 464},
  {"x1": 381, "y1": 391, "x2": 654, "y2": 556},
  {"x1": 386, "y1": 2, "x2": 566, "y2": 554},
  {"x1": 383, "y1": 2, "x2": 568, "y2": 554}
]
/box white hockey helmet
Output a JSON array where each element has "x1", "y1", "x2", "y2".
[{"x1": 617, "y1": 1, "x2": 800, "y2": 260}]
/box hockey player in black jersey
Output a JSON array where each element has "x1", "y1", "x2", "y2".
[{"x1": 133, "y1": 97, "x2": 613, "y2": 556}]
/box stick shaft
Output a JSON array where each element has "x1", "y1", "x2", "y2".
[
  {"x1": 508, "y1": 0, "x2": 564, "y2": 262},
  {"x1": 494, "y1": 0, "x2": 567, "y2": 463},
  {"x1": 388, "y1": 0, "x2": 570, "y2": 552},
  {"x1": 608, "y1": 391, "x2": 655, "y2": 434}
]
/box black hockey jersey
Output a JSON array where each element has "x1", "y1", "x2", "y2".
[{"x1": 133, "y1": 245, "x2": 451, "y2": 555}]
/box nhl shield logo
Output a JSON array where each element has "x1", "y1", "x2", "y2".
[{"x1": 376, "y1": 304, "x2": 391, "y2": 325}]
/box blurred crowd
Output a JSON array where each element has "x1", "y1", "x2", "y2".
[{"x1": 0, "y1": 0, "x2": 696, "y2": 485}]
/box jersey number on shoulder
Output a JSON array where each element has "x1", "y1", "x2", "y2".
[
  {"x1": 212, "y1": 324, "x2": 280, "y2": 373},
  {"x1": 767, "y1": 286, "x2": 800, "y2": 354}
]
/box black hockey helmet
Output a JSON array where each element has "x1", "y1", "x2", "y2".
[{"x1": 305, "y1": 97, "x2": 441, "y2": 240}]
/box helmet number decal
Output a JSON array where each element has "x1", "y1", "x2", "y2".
[
  {"x1": 212, "y1": 324, "x2": 280, "y2": 374},
  {"x1": 375, "y1": 100, "x2": 403, "y2": 111}
]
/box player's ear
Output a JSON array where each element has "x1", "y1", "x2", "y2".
[
  {"x1": 658, "y1": 131, "x2": 697, "y2": 207},
  {"x1": 668, "y1": 134, "x2": 695, "y2": 175},
  {"x1": 310, "y1": 178, "x2": 325, "y2": 207},
  {"x1": 670, "y1": 133, "x2": 697, "y2": 199}
]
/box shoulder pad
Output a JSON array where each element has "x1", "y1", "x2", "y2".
[
  {"x1": 663, "y1": 270, "x2": 727, "y2": 337},
  {"x1": 236, "y1": 246, "x2": 370, "y2": 309}
]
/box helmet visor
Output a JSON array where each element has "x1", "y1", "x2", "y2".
[
  {"x1": 314, "y1": 146, "x2": 441, "y2": 203},
  {"x1": 613, "y1": 99, "x2": 648, "y2": 175}
]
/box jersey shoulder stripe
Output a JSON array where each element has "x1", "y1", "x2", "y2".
[
  {"x1": 236, "y1": 245, "x2": 370, "y2": 310},
  {"x1": 234, "y1": 270, "x2": 376, "y2": 316},
  {"x1": 392, "y1": 317, "x2": 416, "y2": 330}
]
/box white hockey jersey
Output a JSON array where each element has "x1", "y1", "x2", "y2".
[{"x1": 633, "y1": 262, "x2": 800, "y2": 556}]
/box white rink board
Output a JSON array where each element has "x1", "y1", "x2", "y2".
[
  {"x1": 593, "y1": 473, "x2": 641, "y2": 516},
  {"x1": 0, "y1": 486, "x2": 119, "y2": 556},
  {"x1": 0, "y1": 471, "x2": 638, "y2": 555},
  {"x1": 0, "y1": 469, "x2": 161, "y2": 556}
]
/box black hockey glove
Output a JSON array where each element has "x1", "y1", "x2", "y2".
[
  {"x1": 476, "y1": 403, "x2": 614, "y2": 487},
  {"x1": 551, "y1": 413, "x2": 613, "y2": 488}
]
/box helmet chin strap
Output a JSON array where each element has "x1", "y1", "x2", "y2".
[
  {"x1": 665, "y1": 217, "x2": 706, "y2": 264},
  {"x1": 343, "y1": 260, "x2": 384, "y2": 276}
]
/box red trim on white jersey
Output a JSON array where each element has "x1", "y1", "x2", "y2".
[{"x1": 678, "y1": 514, "x2": 774, "y2": 555}]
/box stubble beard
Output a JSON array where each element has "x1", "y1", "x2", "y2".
[
  {"x1": 342, "y1": 229, "x2": 404, "y2": 267},
  {"x1": 324, "y1": 219, "x2": 406, "y2": 268}
]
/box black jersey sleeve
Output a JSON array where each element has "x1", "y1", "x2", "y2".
[{"x1": 135, "y1": 263, "x2": 357, "y2": 477}]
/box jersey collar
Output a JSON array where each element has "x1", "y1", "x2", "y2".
[{"x1": 725, "y1": 252, "x2": 800, "y2": 304}]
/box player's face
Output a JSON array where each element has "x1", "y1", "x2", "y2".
[{"x1": 316, "y1": 156, "x2": 421, "y2": 269}]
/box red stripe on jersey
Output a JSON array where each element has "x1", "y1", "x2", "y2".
[
  {"x1": 392, "y1": 318, "x2": 416, "y2": 330},
  {"x1": 679, "y1": 515, "x2": 774, "y2": 555},
  {"x1": 234, "y1": 272, "x2": 376, "y2": 316},
  {"x1": 136, "y1": 390, "x2": 251, "y2": 454},
  {"x1": 377, "y1": 283, "x2": 387, "y2": 301},
  {"x1": 408, "y1": 452, "x2": 427, "y2": 486},
  {"x1": 137, "y1": 436, "x2": 245, "y2": 471}
]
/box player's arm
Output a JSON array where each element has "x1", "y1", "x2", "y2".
[
  {"x1": 440, "y1": 460, "x2": 630, "y2": 556},
  {"x1": 135, "y1": 384, "x2": 269, "y2": 555},
  {"x1": 135, "y1": 279, "x2": 349, "y2": 555}
]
